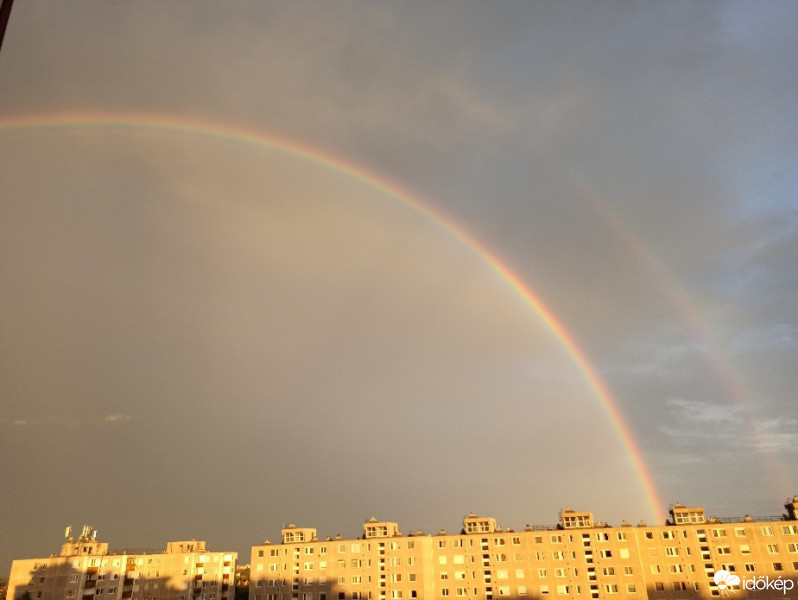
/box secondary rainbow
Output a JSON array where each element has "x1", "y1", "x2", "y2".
[{"x1": 0, "y1": 110, "x2": 666, "y2": 521}]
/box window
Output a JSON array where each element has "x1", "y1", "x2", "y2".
[
  {"x1": 735, "y1": 528, "x2": 747, "y2": 537},
  {"x1": 616, "y1": 532, "x2": 627, "y2": 541},
  {"x1": 669, "y1": 565, "x2": 683, "y2": 574},
  {"x1": 601, "y1": 568, "x2": 614, "y2": 576},
  {"x1": 745, "y1": 563, "x2": 755, "y2": 572},
  {"x1": 712, "y1": 529, "x2": 726, "y2": 538},
  {"x1": 517, "y1": 585, "x2": 527, "y2": 596},
  {"x1": 782, "y1": 525, "x2": 798, "y2": 535},
  {"x1": 767, "y1": 544, "x2": 779, "y2": 554},
  {"x1": 619, "y1": 548, "x2": 630, "y2": 559},
  {"x1": 554, "y1": 568, "x2": 566, "y2": 578},
  {"x1": 556, "y1": 585, "x2": 569, "y2": 595},
  {"x1": 662, "y1": 531, "x2": 674, "y2": 540},
  {"x1": 623, "y1": 567, "x2": 633, "y2": 575},
  {"x1": 787, "y1": 543, "x2": 798, "y2": 553},
  {"x1": 538, "y1": 569, "x2": 547, "y2": 578},
  {"x1": 773, "y1": 563, "x2": 783, "y2": 572},
  {"x1": 539, "y1": 585, "x2": 549, "y2": 595},
  {"x1": 625, "y1": 584, "x2": 636, "y2": 593},
  {"x1": 599, "y1": 550, "x2": 612, "y2": 558},
  {"x1": 512, "y1": 537, "x2": 521, "y2": 545},
  {"x1": 665, "y1": 547, "x2": 679, "y2": 556},
  {"x1": 762, "y1": 526, "x2": 775, "y2": 536},
  {"x1": 604, "y1": 584, "x2": 618, "y2": 594}
]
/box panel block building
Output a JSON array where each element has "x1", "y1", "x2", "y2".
[
  {"x1": 250, "y1": 498, "x2": 798, "y2": 600},
  {"x1": 8, "y1": 529, "x2": 236, "y2": 600}
]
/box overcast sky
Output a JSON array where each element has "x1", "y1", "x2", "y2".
[{"x1": 1, "y1": 1, "x2": 797, "y2": 574}]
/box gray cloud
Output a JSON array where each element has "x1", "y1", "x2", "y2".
[{"x1": 1, "y1": 0, "x2": 797, "y2": 575}]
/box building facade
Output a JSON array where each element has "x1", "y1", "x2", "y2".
[
  {"x1": 250, "y1": 499, "x2": 798, "y2": 600},
  {"x1": 8, "y1": 529, "x2": 236, "y2": 600}
]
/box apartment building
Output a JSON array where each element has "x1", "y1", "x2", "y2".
[
  {"x1": 8, "y1": 528, "x2": 236, "y2": 600},
  {"x1": 250, "y1": 498, "x2": 798, "y2": 600}
]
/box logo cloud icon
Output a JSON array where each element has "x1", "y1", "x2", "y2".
[{"x1": 714, "y1": 569, "x2": 740, "y2": 591}]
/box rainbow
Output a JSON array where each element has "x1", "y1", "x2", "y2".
[
  {"x1": 0, "y1": 110, "x2": 666, "y2": 521},
  {"x1": 522, "y1": 142, "x2": 792, "y2": 497}
]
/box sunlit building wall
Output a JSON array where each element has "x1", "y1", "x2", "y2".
[
  {"x1": 250, "y1": 498, "x2": 798, "y2": 599},
  {"x1": 8, "y1": 531, "x2": 236, "y2": 600}
]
